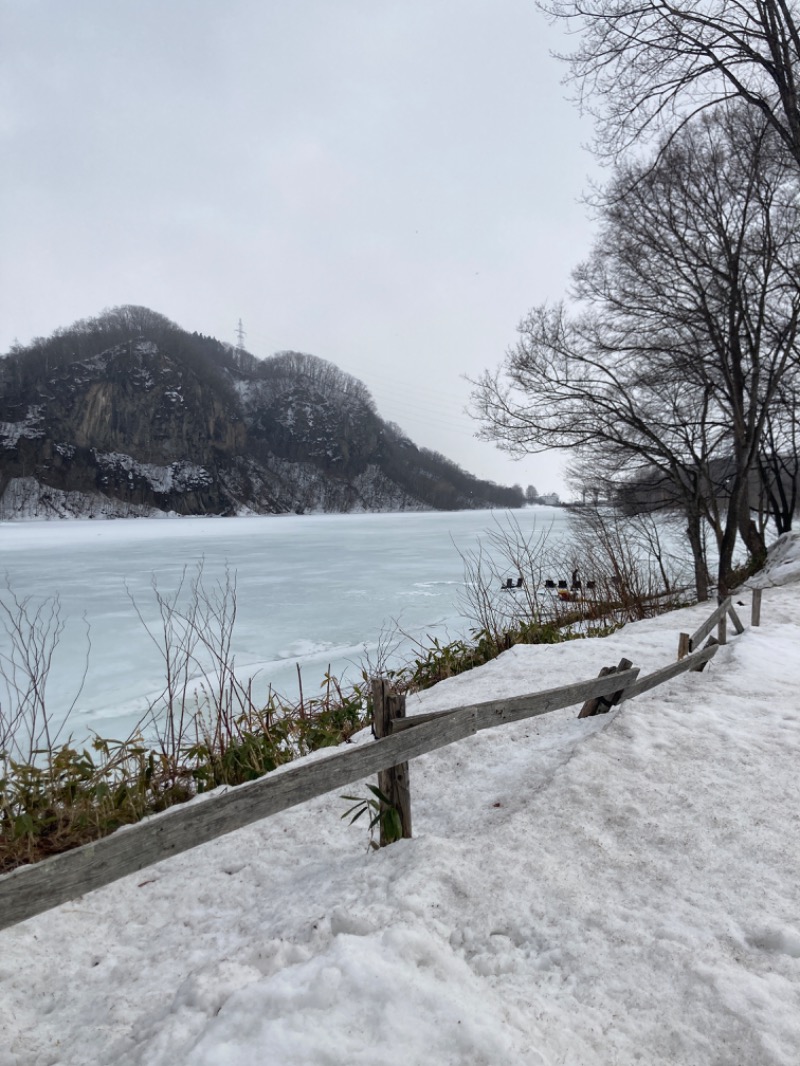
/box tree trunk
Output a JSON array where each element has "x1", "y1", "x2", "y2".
[
  {"x1": 686, "y1": 513, "x2": 710, "y2": 601},
  {"x1": 716, "y1": 502, "x2": 739, "y2": 598},
  {"x1": 736, "y1": 485, "x2": 767, "y2": 568}
]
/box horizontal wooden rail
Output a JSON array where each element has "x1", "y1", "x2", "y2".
[
  {"x1": 622, "y1": 642, "x2": 719, "y2": 701},
  {"x1": 688, "y1": 596, "x2": 731, "y2": 650},
  {"x1": 390, "y1": 667, "x2": 640, "y2": 734}
]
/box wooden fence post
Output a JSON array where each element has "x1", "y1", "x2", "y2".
[
  {"x1": 371, "y1": 678, "x2": 412, "y2": 844},
  {"x1": 677, "y1": 633, "x2": 691, "y2": 660},
  {"x1": 578, "y1": 658, "x2": 634, "y2": 718},
  {"x1": 717, "y1": 604, "x2": 727, "y2": 646},
  {"x1": 752, "y1": 588, "x2": 762, "y2": 627}
]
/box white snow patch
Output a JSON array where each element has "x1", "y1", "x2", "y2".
[
  {"x1": 748, "y1": 530, "x2": 800, "y2": 588},
  {"x1": 0, "y1": 477, "x2": 162, "y2": 521},
  {"x1": 95, "y1": 453, "x2": 212, "y2": 493},
  {"x1": 0, "y1": 405, "x2": 45, "y2": 447}
]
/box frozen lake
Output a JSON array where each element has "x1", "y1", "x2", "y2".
[{"x1": 0, "y1": 507, "x2": 569, "y2": 744}]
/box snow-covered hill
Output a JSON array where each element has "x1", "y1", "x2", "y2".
[{"x1": 2, "y1": 538, "x2": 799, "y2": 1065}]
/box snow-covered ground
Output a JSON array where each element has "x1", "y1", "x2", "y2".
[{"x1": 2, "y1": 537, "x2": 799, "y2": 1066}]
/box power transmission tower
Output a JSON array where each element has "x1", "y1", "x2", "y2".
[{"x1": 235, "y1": 319, "x2": 246, "y2": 355}]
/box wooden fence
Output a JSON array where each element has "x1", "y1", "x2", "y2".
[
  {"x1": 676, "y1": 594, "x2": 747, "y2": 661},
  {"x1": 0, "y1": 591, "x2": 761, "y2": 933}
]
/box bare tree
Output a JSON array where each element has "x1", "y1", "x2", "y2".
[
  {"x1": 544, "y1": 0, "x2": 800, "y2": 167},
  {"x1": 472, "y1": 106, "x2": 800, "y2": 595}
]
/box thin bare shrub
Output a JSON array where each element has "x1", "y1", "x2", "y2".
[
  {"x1": 454, "y1": 509, "x2": 691, "y2": 652},
  {"x1": 457, "y1": 513, "x2": 563, "y2": 640},
  {"x1": 567, "y1": 507, "x2": 692, "y2": 622},
  {"x1": 0, "y1": 581, "x2": 202, "y2": 873},
  {"x1": 126, "y1": 566, "x2": 201, "y2": 786},
  {"x1": 128, "y1": 562, "x2": 299, "y2": 789},
  {"x1": 0, "y1": 583, "x2": 89, "y2": 765}
]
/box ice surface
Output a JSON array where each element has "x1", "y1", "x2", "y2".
[
  {"x1": 2, "y1": 527, "x2": 799, "y2": 1066},
  {"x1": 0, "y1": 508, "x2": 570, "y2": 742}
]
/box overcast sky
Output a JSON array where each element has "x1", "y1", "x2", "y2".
[{"x1": 0, "y1": 0, "x2": 598, "y2": 496}]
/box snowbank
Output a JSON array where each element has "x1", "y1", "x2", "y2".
[
  {"x1": 2, "y1": 537, "x2": 799, "y2": 1065},
  {"x1": 748, "y1": 530, "x2": 800, "y2": 588}
]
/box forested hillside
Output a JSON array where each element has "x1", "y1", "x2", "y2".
[{"x1": 0, "y1": 306, "x2": 523, "y2": 518}]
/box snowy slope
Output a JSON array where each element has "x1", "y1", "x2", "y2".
[{"x1": 2, "y1": 539, "x2": 799, "y2": 1065}]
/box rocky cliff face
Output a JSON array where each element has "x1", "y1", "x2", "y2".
[{"x1": 0, "y1": 307, "x2": 523, "y2": 519}]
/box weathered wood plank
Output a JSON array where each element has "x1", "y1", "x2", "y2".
[
  {"x1": 752, "y1": 587, "x2": 762, "y2": 627},
  {"x1": 578, "y1": 659, "x2": 636, "y2": 718},
  {"x1": 578, "y1": 665, "x2": 615, "y2": 718},
  {"x1": 391, "y1": 708, "x2": 461, "y2": 731},
  {"x1": 727, "y1": 601, "x2": 745, "y2": 635},
  {"x1": 690, "y1": 636, "x2": 718, "y2": 671},
  {"x1": 392, "y1": 667, "x2": 641, "y2": 734},
  {"x1": 621, "y1": 642, "x2": 720, "y2": 701},
  {"x1": 718, "y1": 608, "x2": 727, "y2": 645},
  {"x1": 689, "y1": 596, "x2": 731, "y2": 649},
  {"x1": 0, "y1": 707, "x2": 477, "y2": 933},
  {"x1": 372, "y1": 679, "x2": 412, "y2": 843}
]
